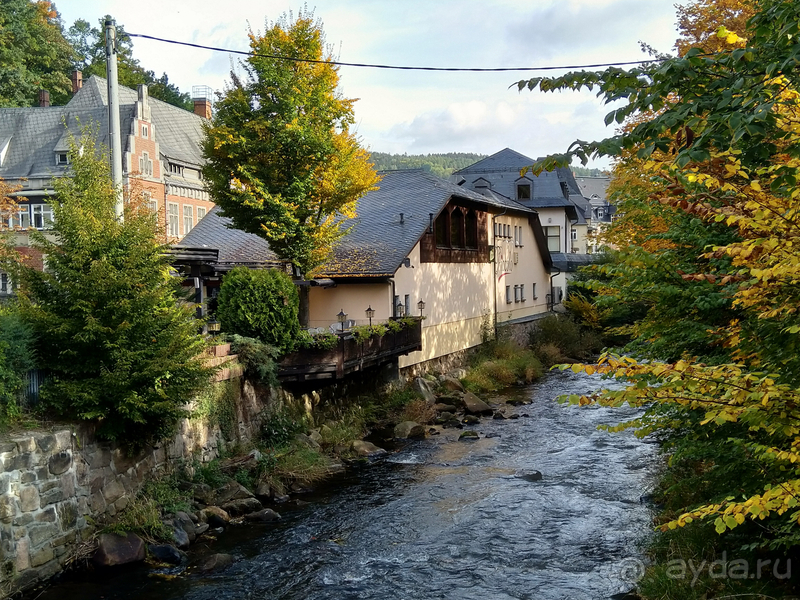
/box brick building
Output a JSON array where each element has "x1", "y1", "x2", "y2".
[{"x1": 0, "y1": 74, "x2": 214, "y2": 295}]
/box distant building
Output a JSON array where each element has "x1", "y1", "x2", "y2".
[{"x1": 0, "y1": 74, "x2": 214, "y2": 295}]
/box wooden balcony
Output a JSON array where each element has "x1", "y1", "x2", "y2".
[{"x1": 278, "y1": 319, "x2": 422, "y2": 383}]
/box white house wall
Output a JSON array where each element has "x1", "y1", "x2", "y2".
[{"x1": 493, "y1": 213, "x2": 550, "y2": 324}]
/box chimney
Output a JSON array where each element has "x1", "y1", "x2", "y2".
[
  {"x1": 38, "y1": 90, "x2": 50, "y2": 107},
  {"x1": 71, "y1": 70, "x2": 83, "y2": 94},
  {"x1": 191, "y1": 85, "x2": 213, "y2": 119}
]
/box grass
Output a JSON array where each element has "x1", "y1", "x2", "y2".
[
  {"x1": 103, "y1": 474, "x2": 192, "y2": 542},
  {"x1": 462, "y1": 340, "x2": 543, "y2": 393}
]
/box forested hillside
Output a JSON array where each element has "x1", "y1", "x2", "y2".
[
  {"x1": 369, "y1": 152, "x2": 486, "y2": 179},
  {"x1": 369, "y1": 152, "x2": 607, "y2": 179}
]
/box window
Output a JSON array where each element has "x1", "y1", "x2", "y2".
[
  {"x1": 518, "y1": 227, "x2": 523, "y2": 247},
  {"x1": 598, "y1": 208, "x2": 605, "y2": 219},
  {"x1": 1, "y1": 273, "x2": 8, "y2": 294},
  {"x1": 32, "y1": 204, "x2": 53, "y2": 229},
  {"x1": 517, "y1": 183, "x2": 531, "y2": 200},
  {"x1": 450, "y1": 208, "x2": 464, "y2": 248},
  {"x1": 55, "y1": 152, "x2": 68, "y2": 166},
  {"x1": 520, "y1": 284, "x2": 526, "y2": 301},
  {"x1": 197, "y1": 207, "x2": 207, "y2": 221},
  {"x1": 545, "y1": 226, "x2": 561, "y2": 252},
  {"x1": 9, "y1": 208, "x2": 29, "y2": 229},
  {"x1": 141, "y1": 124, "x2": 149, "y2": 138},
  {"x1": 514, "y1": 226, "x2": 520, "y2": 247},
  {"x1": 404, "y1": 294, "x2": 411, "y2": 317},
  {"x1": 571, "y1": 228, "x2": 578, "y2": 241},
  {"x1": 168, "y1": 203, "x2": 179, "y2": 237},
  {"x1": 532, "y1": 282, "x2": 538, "y2": 299},
  {"x1": 183, "y1": 205, "x2": 194, "y2": 235},
  {"x1": 514, "y1": 285, "x2": 520, "y2": 303},
  {"x1": 435, "y1": 211, "x2": 448, "y2": 247},
  {"x1": 505, "y1": 285, "x2": 512, "y2": 304},
  {"x1": 394, "y1": 295, "x2": 401, "y2": 317},
  {"x1": 139, "y1": 151, "x2": 153, "y2": 176},
  {"x1": 465, "y1": 210, "x2": 478, "y2": 248}
]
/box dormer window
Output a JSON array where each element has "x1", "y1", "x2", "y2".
[
  {"x1": 56, "y1": 152, "x2": 68, "y2": 166},
  {"x1": 517, "y1": 183, "x2": 531, "y2": 200}
]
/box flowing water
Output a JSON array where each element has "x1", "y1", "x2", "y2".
[{"x1": 36, "y1": 370, "x2": 659, "y2": 600}]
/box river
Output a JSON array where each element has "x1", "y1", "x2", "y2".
[{"x1": 35, "y1": 370, "x2": 659, "y2": 600}]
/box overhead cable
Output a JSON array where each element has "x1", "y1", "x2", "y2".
[{"x1": 128, "y1": 32, "x2": 666, "y2": 73}]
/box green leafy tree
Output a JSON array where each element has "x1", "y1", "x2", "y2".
[
  {"x1": 216, "y1": 266, "x2": 299, "y2": 352},
  {"x1": 0, "y1": 0, "x2": 75, "y2": 106},
  {"x1": 518, "y1": 0, "x2": 800, "y2": 590},
  {"x1": 202, "y1": 9, "x2": 380, "y2": 276},
  {"x1": 66, "y1": 17, "x2": 192, "y2": 111},
  {"x1": 7, "y1": 129, "x2": 211, "y2": 446}
]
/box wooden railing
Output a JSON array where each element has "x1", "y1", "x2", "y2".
[{"x1": 278, "y1": 319, "x2": 422, "y2": 383}]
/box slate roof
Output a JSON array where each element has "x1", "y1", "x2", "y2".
[
  {"x1": 173, "y1": 170, "x2": 536, "y2": 278},
  {"x1": 176, "y1": 206, "x2": 278, "y2": 264},
  {"x1": 574, "y1": 176, "x2": 611, "y2": 204},
  {"x1": 453, "y1": 148, "x2": 580, "y2": 211},
  {"x1": 321, "y1": 169, "x2": 534, "y2": 278},
  {"x1": 0, "y1": 75, "x2": 205, "y2": 182}
]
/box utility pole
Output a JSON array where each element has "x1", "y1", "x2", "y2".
[{"x1": 105, "y1": 19, "x2": 124, "y2": 221}]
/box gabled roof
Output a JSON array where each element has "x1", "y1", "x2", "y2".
[
  {"x1": 574, "y1": 176, "x2": 611, "y2": 204},
  {"x1": 0, "y1": 75, "x2": 205, "y2": 182},
  {"x1": 454, "y1": 147, "x2": 537, "y2": 174},
  {"x1": 174, "y1": 170, "x2": 536, "y2": 278},
  {"x1": 176, "y1": 206, "x2": 278, "y2": 265},
  {"x1": 320, "y1": 169, "x2": 534, "y2": 278}
]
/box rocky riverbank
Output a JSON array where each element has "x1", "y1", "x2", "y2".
[{"x1": 52, "y1": 368, "x2": 537, "y2": 586}]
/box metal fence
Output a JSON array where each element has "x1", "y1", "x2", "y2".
[{"x1": 22, "y1": 369, "x2": 46, "y2": 406}]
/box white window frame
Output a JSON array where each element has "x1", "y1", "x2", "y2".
[
  {"x1": 514, "y1": 285, "x2": 520, "y2": 303},
  {"x1": 32, "y1": 204, "x2": 54, "y2": 229},
  {"x1": 197, "y1": 206, "x2": 207, "y2": 222},
  {"x1": 55, "y1": 152, "x2": 68, "y2": 166},
  {"x1": 545, "y1": 226, "x2": 561, "y2": 253},
  {"x1": 505, "y1": 285, "x2": 512, "y2": 304},
  {"x1": 571, "y1": 228, "x2": 578, "y2": 241},
  {"x1": 139, "y1": 151, "x2": 153, "y2": 177},
  {"x1": 183, "y1": 205, "x2": 194, "y2": 235},
  {"x1": 168, "y1": 202, "x2": 179, "y2": 237},
  {"x1": 141, "y1": 124, "x2": 149, "y2": 138}
]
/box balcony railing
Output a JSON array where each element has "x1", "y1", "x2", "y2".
[{"x1": 278, "y1": 318, "x2": 422, "y2": 383}]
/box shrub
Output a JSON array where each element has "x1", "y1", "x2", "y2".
[
  {"x1": 294, "y1": 329, "x2": 338, "y2": 350},
  {"x1": 528, "y1": 314, "x2": 603, "y2": 361},
  {"x1": 260, "y1": 407, "x2": 307, "y2": 450},
  {"x1": 216, "y1": 266, "x2": 299, "y2": 352},
  {"x1": 0, "y1": 304, "x2": 35, "y2": 424},
  {"x1": 227, "y1": 334, "x2": 279, "y2": 386},
  {"x1": 11, "y1": 133, "x2": 211, "y2": 448}
]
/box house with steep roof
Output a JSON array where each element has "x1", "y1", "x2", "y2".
[
  {"x1": 0, "y1": 74, "x2": 214, "y2": 295},
  {"x1": 452, "y1": 148, "x2": 597, "y2": 293},
  {"x1": 175, "y1": 169, "x2": 555, "y2": 374}
]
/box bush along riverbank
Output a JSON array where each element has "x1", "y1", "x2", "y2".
[{"x1": 45, "y1": 337, "x2": 545, "y2": 583}]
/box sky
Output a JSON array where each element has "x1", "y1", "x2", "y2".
[{"x1": 55, "y1": 0, "x2": 684, "y2": 169}]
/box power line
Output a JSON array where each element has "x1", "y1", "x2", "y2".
[{"x1": 128, "y1": 32, "x2": 664, "y2": 73}]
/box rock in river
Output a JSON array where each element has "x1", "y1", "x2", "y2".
[
  {"x1": 516, "y1": 470, "x2": 543, "y2": 482},
  {"x1": 94, "y1": 532, "x2": 146, "y2": 567},
  {"x1": 463, "y1": 392, "x2": 493, "y2": 415},
  {"x1": 394, "y1": 421, "x2": 426, "y2": 439},
  {"x1": 351, "y1": 440, "x2": 388, "y2": 458},
  {"x1": 459, "y1": 430, "x2": 480, "y2": 441}
]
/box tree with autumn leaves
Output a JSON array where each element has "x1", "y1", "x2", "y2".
[
  {"x1": 202, "y1": 9, "x2": 380, "y2": 278},
  {"x1": 521, "y1": 0, "x2": 800, "y2": 595}
]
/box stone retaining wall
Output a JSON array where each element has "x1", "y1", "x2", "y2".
[{"x1": 0, "y1": 373, "x2": 269, "y2": 598}]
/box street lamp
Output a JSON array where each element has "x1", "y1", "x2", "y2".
[
  {"x1": 396, "y1": 302, "x2": 404, "y2": 318},
  {"x1": 337, "y1": 309, "x2": 347, "y2": 332},
  {"x1": 365, "y1": 305, "x2": 375, "y2": 327},
  {"x1": 417, "y1": 299, "x2": 425, "y2": 317}
]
